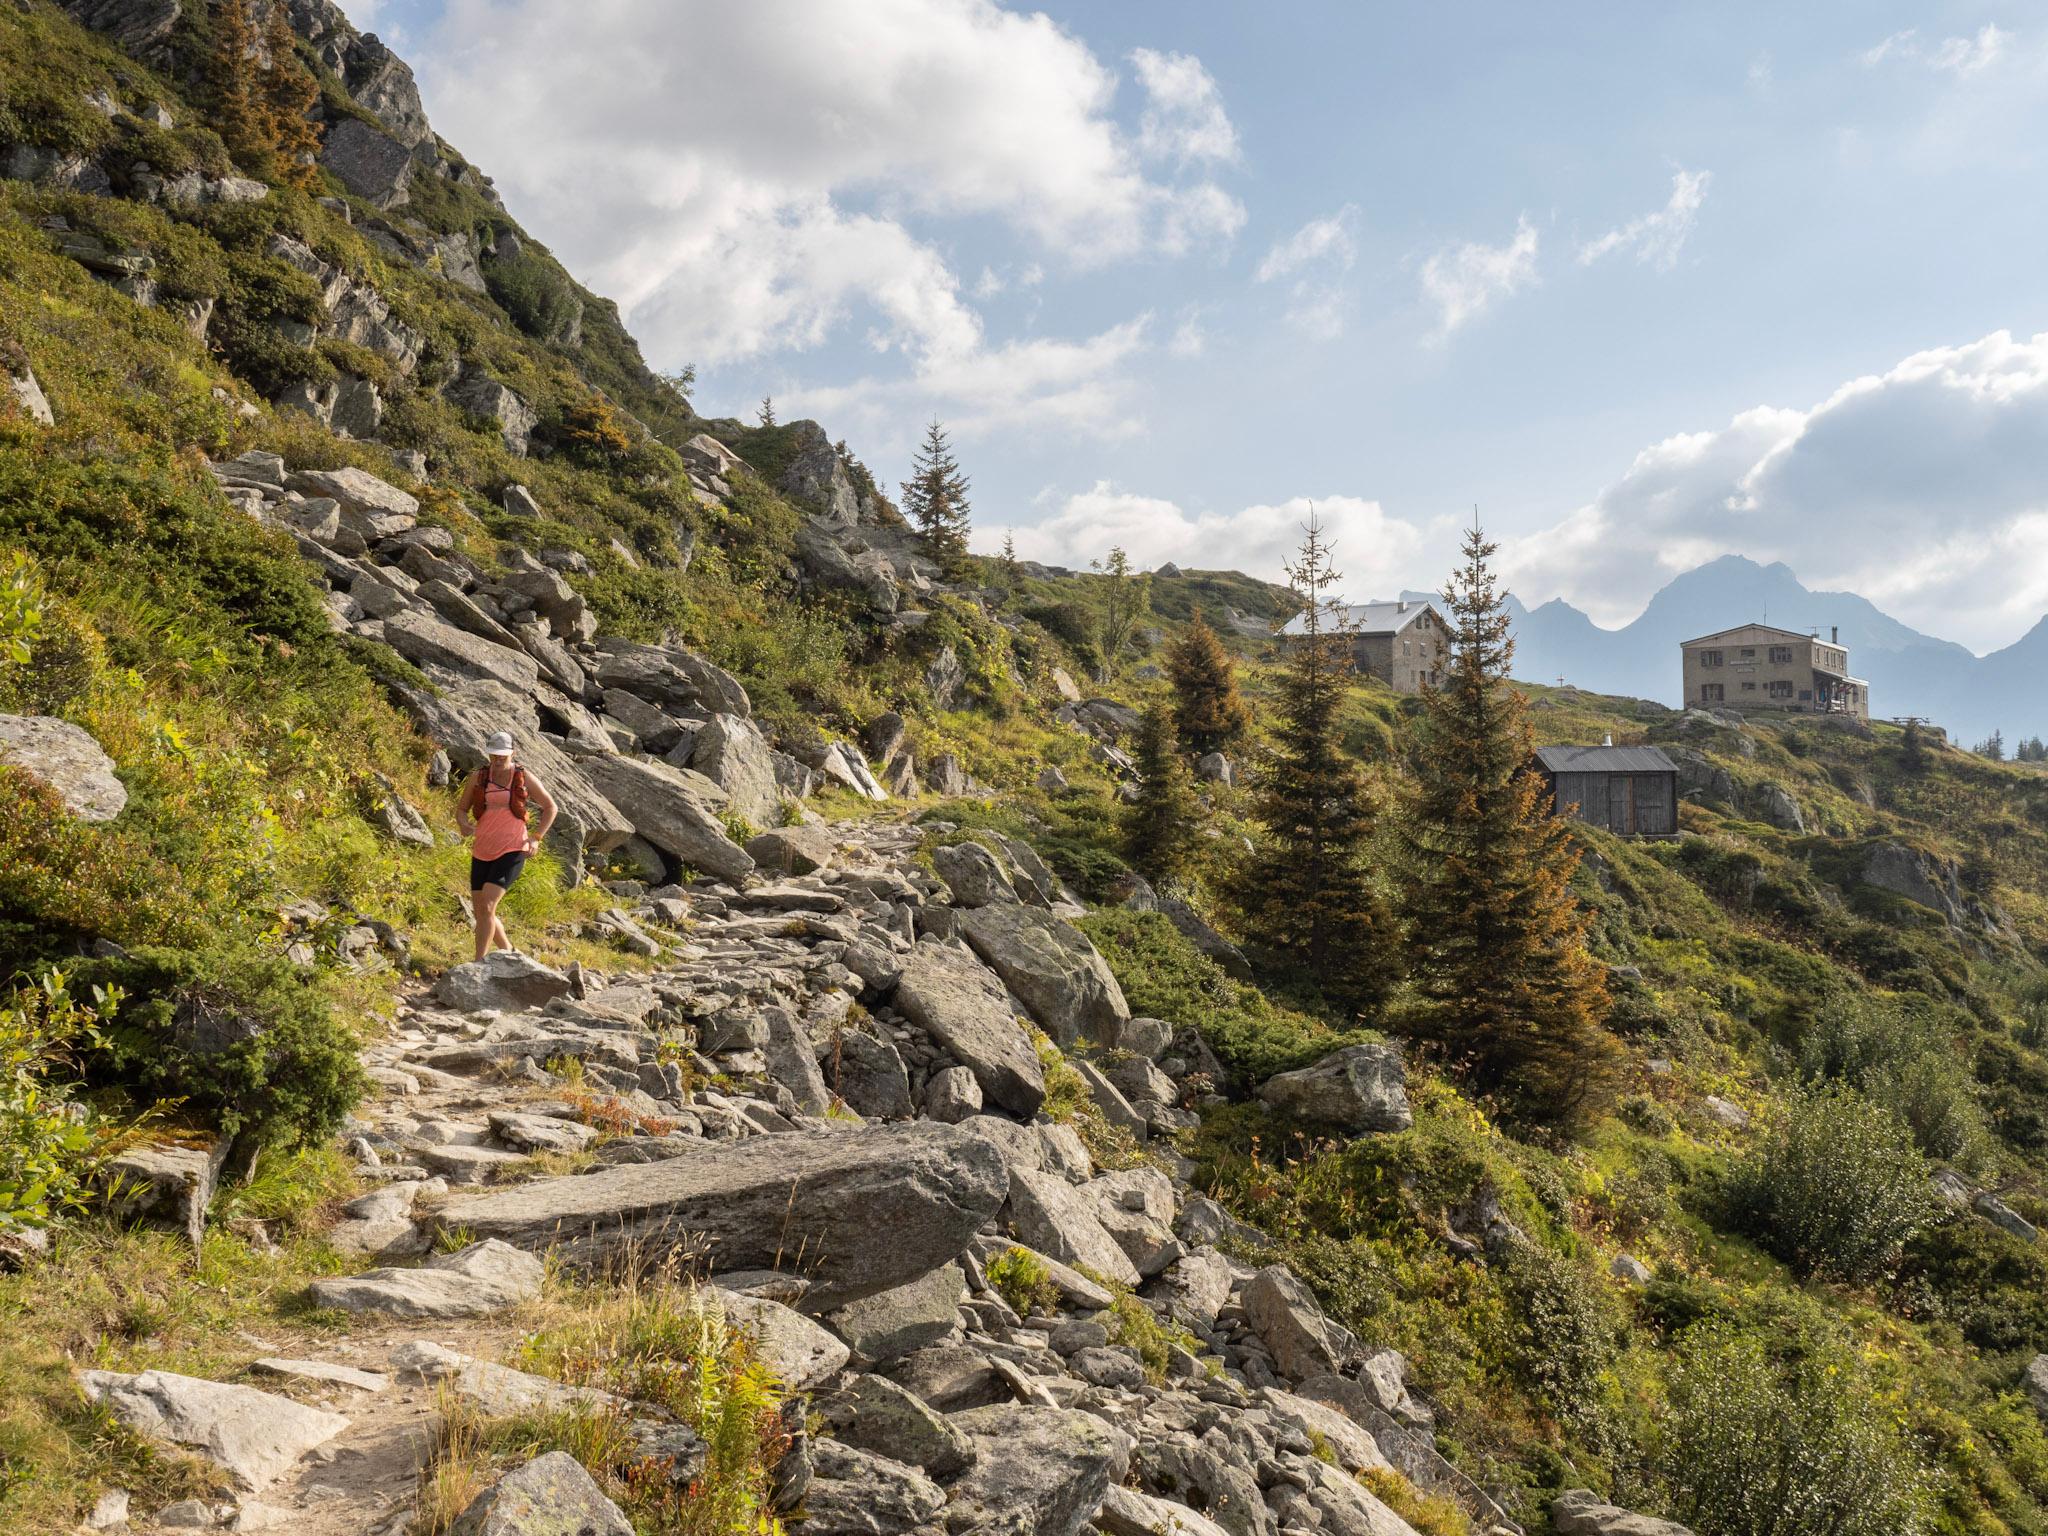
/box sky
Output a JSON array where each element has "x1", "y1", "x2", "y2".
[{"x1": 357, "y1": 0, "x2": 2048, "y2": 653}]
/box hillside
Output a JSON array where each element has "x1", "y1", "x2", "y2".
[{"x1": 2, "y1": 5, "x2": 2048, "y2": 1536}]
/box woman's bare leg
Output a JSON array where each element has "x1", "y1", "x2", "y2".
[{"x1": 473, "y1": 885, "x2": 502, "y2": 962}]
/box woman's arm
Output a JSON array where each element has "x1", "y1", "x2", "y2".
[
  {"x1": 525, "y1": 775, "x2": 558, "y2": 851},
  {"x1": 453, "y1": 774, "x2": 478, "y2": 836}
]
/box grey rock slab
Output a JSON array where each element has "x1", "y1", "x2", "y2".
[
  {"x1": 931, "y1": 841, "x2": 1017, "y2": 907},
  {"x1": 1257, "y1": 1386, "x2": 1391, "y2": 1474},
  {"x1": 716, "y1": 1288, "x2": 852, "y2": 1389},
  {"x1": 390, "y1": 1340, "x2": 622, "y2": 1415},
  {"x1": 1242, "y1": 1265, "x2": 1359, "y2": 1382},
  {"x1": 0, "y1": 714, "x2": 127, "y2": 820},
  {"x1": 447, "y1": 1449, "x2": 633, "y2": 1536},
  {"x1": 923, "y1": 1065, "x2": 984, "y2": 1124},
  {"x1": 942, "y1": 1404, "x2": 1133, "y2": 1536},
  {"x1": 1257, "y1": 1043, "x2": 1412, "y2": 1132},
  {"x1": 250, "y1": 1358, "x2": 390, "y2": 1392},
  {"x1": 823, "y1": 1029, "x2": 915, "y2": 1120},
  {"x1": 749, "y1": 823, "x2": 838, "y2": 875},
  {"x1": 488, "y1": 1111, "x2": 598, "y2": 1155},
  {"x1": 690, "y1": 712, "x2": 781, "y2": 826},
  {"x1": 825, "y1": 1262, "x2": 964, "y2": 1365},
  {"x1": 1097, "y1": 1485, "x2": 1233, "y2": 1536},
  {"x1": 286, "y1": 466, "x2": 417, "y2": 527},
  {"x1": 761, "y1": 1006, "x2": 832, "y2": 1116},
  {"x1": 895, "y1": 941, "x2": 1046, "y2": 1118},
  {"x1": 1068, "y1": 1058, "x2": 1148, "y2": 1141},
  {"x1": 1551, "y1": 1489, "x2": 1695, "y2": 1536},
  {"x1": 579, "y1": 753, "x2": 755, "y2": 885},
  {"x1": 434, "y1": 1122, "x2": 1007, "y2": 1309},
  {"x1": 102, "y1": 1137, "x2": 227, "y2": 1248},
  {"x1": 820, "y1": 1374, "x2": 975, "y2": 1476},
  {"x1": 1007, "y1": 1168, "x2": 1140, "y2": 1288},
  {"x1": 803, "y1": 1438, "x2": 947, "y2": 1535},
  {"x1": 383, "y1": 607, "x2": 540, "y2": 694},
  {"x1": 965, "y1": 1236, "x2": 1112, "y2": 1312},
  {"x1": 957, "y1": 904, "x2": 1129, "y2": 1049},
  {"x1": 1163, "y1": 1249, "x2": 1233, "y2": 1329},
  {"x1": 77, "y1": 1369, "x2": 349, "y2": 1491},
  {"x1": 883, "y1": 1344, "x2": 1005, "y2": 1413},
  {"x1": 306, "y1": 1238, "x2": 543, "y2": 1319},
  {"x1": 2028, "y1": 1354, "x2": 2048, "y2": 1419},
  {"x1": 437, "y1": 952, "x2": 575, "y2": 1013}
]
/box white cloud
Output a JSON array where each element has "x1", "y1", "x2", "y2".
[
  {"x1": 1861, "y1": 23, "x2": 2012, "y2": 75},
  {"x1": 1130, "y1": 48, "x2": 1239, "y2": 166},
  {"x1": 1502, "y1": 329, "x2": 2048, "y2": 650},
  {"x1": 416, "y1": 0, "x2": 1243, "y2": 431},
  {"x1": 1932, "y1": 24, "x2": 2012, "y2": 74},
  {"x1": 1577, "y1": 168, "x2": 1711, "y2": 270},
  {"x1": 986, "y1": 483, "x2": 1436, "y2": 592},
  {"x1": 1256, "y1": 209, "x2": 1357, "y2": 282},
  {"x1": 1168, "y1": 307, "x2": 1206, "y2": 358},
  {"x1": 1256, "y1": 207, "x2": 1359, "y2": 336},
  {"x1": 1420, "y1": 215, "x2": 1539, "y2": 337}
]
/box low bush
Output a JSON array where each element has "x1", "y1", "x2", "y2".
[
  {"x1": 1724, "y1": 1085, "x2": 1939, "y2": 1283},
  {"x1": 985, "y1": 1245, "x2": 1060, "y2": 1318},
  {"x1": 1657, "y1": 1326, "x2": 1929, "y2": 1536},
  {"x1": 68, "y1": 945, "x2": 363, "y2": 1148}
]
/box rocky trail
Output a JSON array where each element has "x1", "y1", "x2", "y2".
[{"x1": 73, "y1": 806, "x2": 1683, "y2": 1536}]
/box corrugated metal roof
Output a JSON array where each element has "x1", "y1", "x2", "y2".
[
  {"x1": 1534, "y1": 745, "x2": 1679, "y2": 774},
  {"x1": 1276, "y1": 599, "x2": 1441, "y2": 638}
]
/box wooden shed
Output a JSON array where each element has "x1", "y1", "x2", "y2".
[{"x1": 1534, "y1": 745, "x2": 1680, "y2": 837}]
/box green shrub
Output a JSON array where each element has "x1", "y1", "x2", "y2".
[
  {"x1": 68, "y1": 945, "x2": 363, "y2": 1148},
  {"x1": 1503, "y1": 1245, "x2": 1617, "y2": 1434},
  {"x1": 1725, "y1": 1085, "x2": 1939, "y2": 1283},
  {"x1": 1658, "y1": 1326, "x2": 1929, "y2": 1536},
  {"x1": 985, "y1": 1245, "x2": 1060, "y2": 1318},
  {"x1": 0, "y1": 971, "x2": 114, "y2": 1230}
]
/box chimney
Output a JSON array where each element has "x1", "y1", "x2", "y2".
[
  {"x1": 1603, "y1": 733, "x2": 1613, "y2": 747},
  {"x1": 1397, "y1": 599, "x2": 1408, "y2": 613},
  {"x1": 1831, "y1": 625, "x2": 1838, "y2": 644}
]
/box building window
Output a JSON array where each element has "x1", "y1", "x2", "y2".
[
  {"x1": 1701, "y1": 683, "x2": 1724, "y2": 702},
  {"x1": 1769, "y1": 680, "x2": 1793, "y2": 699},
  {"x1": 1699, "y1": 649, "x2": 1723, "y2": 667},
  {"x1": 1741, "y1": 681, "x2": 1757, "y2": 692},
  {"x1": 1770, "y1": 645, "x2": 1793, "y2": 663},
  {"x1": 1798, "y1": 689, "x2": 1812, "y2": 701},
  {"x1": 1739, "y1": 647, "x2": 1756, "y2": 658}
]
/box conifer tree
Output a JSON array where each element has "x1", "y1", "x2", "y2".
[
  {"x1": 1167, "y1": 612, "x2": 1251, "y2": 756},
  {"x1": 207, "y1": 0, "x2": 265, "y2": 168},
  {"x1": 260, "y1": 3, "x2": 322, "y2": 191},
  {"x1": 758, "y1": 395, "x2": 777, "y2": 427},
  {"x1": 1900, "y1": 717, "x2": 1927, "y2": 773},
  {"x1": 1091, "y1": 547, "x2": 1150, "y2": 679},
  {"x1": 1234, "y1": 511, "x2": 1399, "y2": 1017},
  {"x1": 1399, "y1": 519, "x2": 1617, "y2": 1127},
  {"x1": 901, "y1": 418, "x2": 972, "y2": 569},
  {"x1": 1125, "y1": 698, "x2": 1200, "y2": 883}
]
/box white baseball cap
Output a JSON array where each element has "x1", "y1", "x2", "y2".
[{"x1": 483, "y1": 731, "x2": 516, "y2": 755}]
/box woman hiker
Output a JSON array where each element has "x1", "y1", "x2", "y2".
[{"x1": 454, "y1": 731, "x2": 558, "y2": 963}]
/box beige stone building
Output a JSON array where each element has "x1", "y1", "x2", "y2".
[
  {"x1": 1679, "y1": 623, "x2": 1868, "y2": 719},
  {"x1": 1277, "y1": 599, "x2": 1450, "y2": 693}
]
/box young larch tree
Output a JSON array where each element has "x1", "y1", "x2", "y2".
[
  {"x1": 207, "y1": 0, "x2": 265, "y2": 169},
  {"x1": 1399, "y1": 518, "x2": 1617, "y2": 1127},
  {"x1": 1234, "y1": 510, "x2": 1400, "y2": 1018},
  {"x1": 1167, "y1": 611, "x2": 1251, "y2": 756},
  {"x1": 260, "y1": 4, "x2": 323, "y2": 191}
]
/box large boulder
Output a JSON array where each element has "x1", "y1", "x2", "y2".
[
  {"x1": 893, "y1": 941, "x2": 1046, "y2": 1118},
  {"x1": 447, "y1": 1450, "x2": 632, "y2": 1536},
  {"x1": 595, "y1": 640, "x2": 751, "y2": 718},
  {"x1": 1551, "y1": 1490, "x2": 1695, "y2": 1536},
  {"x1": 578, "y1": 754, "x2": 755, "y2": 885},
  {"x1": 102, "y1": 1137, "x2": 228, "y2": 1248},
  {"x1": 437, "y1": 951, "x2": 575, "y2": 1013},
  {"x1": 59, "y1": 0, "x2": 182, "y2": 59},
  {"x1": 320, "y1": 116, "x2": 415, "y2": 207},
  {"x1": 958, "y1": 905, "x2": 1130, "y2": 1048},
  {"x1": 821, "y1": 1374, "x2": 974, "y2": 1477},
  {"x1": 802, "y1": 1439, "x2": 946, "y2": 1536},
  {"x1": 6, "y1": 358, "x2": 53, "y2": 425},
  {"x1": 1863, "y1": 840, "x2": 1966, "y2": 926},
  {"x1": 824, "y1": 1262, "x2": 963, "y2": 1365},
  {"x1": 1006, "y1": 1169, "x2": 1141, "y2": 1288},
  {"x1": 716, "y1": 1289, "x2": 851, "y2": 1389},
  {"x1": 1242, "y1": 1265, "x2": 1360, "y2": 1382},
  {"x1": 690, "y1": 712, "x2": 781, "y2": 826},
  {"x1": 776, "y1": 420, "x2": 860, "y2": 524},
  {"x1": 382, "y1": 608, "x2": 541, "y2": 695},
  {"x1": 931, "y1": 841, "x2": 1018, "y2": 907},
  {"x1": 0, "y1": 714, "x2": 126, "y2": 820},
  {"x1": 943, "y1": 1405, "x2": 1133, "y2": 1536},
  {"x1": 434, "y1": 1123, "x2": 1008, "y2": 1309},
  {"x1": 447, "y1": 368, "x2": 538, "y2": 456},
  {"x1": 1257, "y1": 1043, "x2": 1412, "y2": 1132},
  {"x1": 1097, "y1": 1487, "x2": 1233, "y2": 1536},
  {"x1": 307, "y1": 1239, "x2": 544, "y2": 1319},
  {"x1": 77, "y1": 1370, "x2": 349, "y2": 1491}
]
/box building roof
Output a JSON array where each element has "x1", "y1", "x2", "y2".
[
  {"x1": 1679, "y1": 623, "x2": 1834, "y2": 648},
  {"x1": 1276, "y1": 599, "x2": 1440, "y2": 638},
  {"x1": 1534, "y1": 745, "x2": 1679, "y2": 774}
]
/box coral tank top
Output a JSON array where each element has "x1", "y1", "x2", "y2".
[{"x1": 472, "y1": 775, "x2": 530, "y2": 860}]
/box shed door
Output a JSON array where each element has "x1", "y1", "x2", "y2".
[{"x1": 1609, "y1": 775, "x2": 1635, "y2": 834}]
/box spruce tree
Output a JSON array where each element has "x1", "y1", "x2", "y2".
[
  {"x1": 1399, "y1": 519, "x2": 1617, "y2": 1127},
  {"x1": 1167, "y1": 612, "x2": 1251, "y2": 756},
  {"x1": 260, "y1": 4, "x2": 322, "y2": 191},
  {"x1": 1900, "y1": 718, "x2": 1927, "y2": 773},
  {"x1": 1126, "y1": 698, "x2": 1200, "y2": 883},
  {"x1": 900, "y1": 418, "x2": 972, "y2": 569},
  {"x1": 207, "y1": 0, "x2": 265, "y2": 169},
  {"x1": 1234, "y1": 511, "x2": 1400, "y2": 1017},
  {"x1": 758, "y1": 395, "x2": 777, "y2": 427}
]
